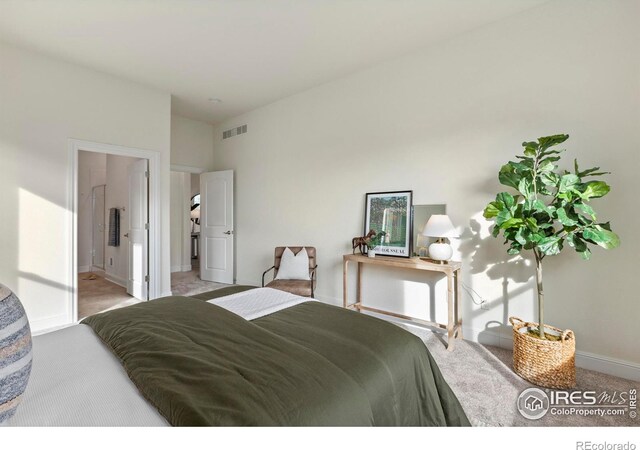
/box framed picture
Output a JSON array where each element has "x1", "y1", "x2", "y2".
[{"x1": 364, "y1": 190, "x2": 413, "y2": 258}]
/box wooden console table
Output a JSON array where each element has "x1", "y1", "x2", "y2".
[{"x1": 342, "y1": 254, "x2": 463, "y2": 351}]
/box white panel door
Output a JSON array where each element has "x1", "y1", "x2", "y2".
[
  {"x1": 200, "y1": 170, "x2": 234, "y2": 284},
  {"x1": 127, "y1": 159, "x2": 149, "y2": 300}
]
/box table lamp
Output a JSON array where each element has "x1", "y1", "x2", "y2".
[{"x1": 421, "y1": 214, "x2": 459, "y2": 263}]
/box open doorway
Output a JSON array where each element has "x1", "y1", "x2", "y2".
[
  {"x1": 170, "y1": 168, "x2": 230, "y2": 295},
  {"x1": 76, "y1": 151, "x2": 148, "y2": 319},
  {"x1": 190, "y1": 173, "x2": 201, "y2": 272},
  {"x1": 170, "y1": 170, "x2": 202, "y2": 289},
  {"x1": 70, "y1": 139, "x2": 161, "y2": 324}
]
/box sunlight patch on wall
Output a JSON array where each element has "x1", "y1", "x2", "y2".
[{"x1": 18, "y1": 187, "x2": 70, "y2": 322}]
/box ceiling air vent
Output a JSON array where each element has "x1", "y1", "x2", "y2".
[{"x1": 223, "y1": 124, "x2": 247, "y2": 140}]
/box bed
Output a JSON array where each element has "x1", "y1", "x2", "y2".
[{"x1": 8, "y1": 286, "x2": 469, "y2": 426}]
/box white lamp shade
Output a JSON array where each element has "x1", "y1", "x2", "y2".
[{"x1": 421, "y1": 214, "x2": 459, "y2": 238}]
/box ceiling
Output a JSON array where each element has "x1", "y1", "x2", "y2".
[{"x1": 0, "y1": 0, "x2": 548, "y2": 124}]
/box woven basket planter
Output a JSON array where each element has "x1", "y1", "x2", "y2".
[{"x1": 509, "y1": 316, "x2": 576, "y2": 389}]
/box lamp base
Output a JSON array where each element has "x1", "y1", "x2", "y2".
[
  {"x1": 428, "y1": 242, "x2": 453, "y2": 262},
  {"x1": 420, "y1": 257, "x2": 449, "y2": 265}
]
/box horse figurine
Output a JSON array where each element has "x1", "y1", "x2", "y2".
[{"x1": 352, "y1": 229, "x2": 377, "y2": 254}]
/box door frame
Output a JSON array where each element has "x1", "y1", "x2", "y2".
[{"x1": 68, "y1": 139, "x2": 161, "y2": 323}]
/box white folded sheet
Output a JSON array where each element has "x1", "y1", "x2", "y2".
[{"x1": 207, "y1": 287, "x2": 313, "y2": 320}]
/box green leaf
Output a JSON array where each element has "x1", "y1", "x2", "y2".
[
  {"x1": 580, "y1": 181, "x2": 610, "y2": 199},
  {"x1": 500, "y1": 218, "x2": 524, "y2": 229},
  {"x1": 491, "y1": 225, "x2": 501, "y2": 238},
  {"x1": 514, "y1": 229, "x2": 527, "y2": 245},
  {"x1": 538, "y1": 236, "x2": 563, "y2": 256},
  {"x1": 531, "y1": 199, "x2": 555, "y2": 215},
  {"x1": 538, "y1": 134, "x2": 569, "y2": 152},
  {"x1": 566, "y1": 232, "x2": 588, "y2": 252},
  {"x1": 578, "y1": 165, "x2": 610, "y2": 178},
  {"x1": 498, "y1": 164, "x2": 521, "y2": 189},
  {"x1": 483, "y1": 201, "x2": 501, "y2": 219},
  {"x1": 575, "y1": 202, "x2": 596, "y2": 220},
  {"x1": 538, "y1": 160, "x2": 557, "y2": 173},
  {"x1": 496, "y1": 192, "x2": 516, "y2": 210},
  {"x1": 559, "y1": 174, "x2": 580, "y2": 193},
  {"x1": 507, "y1": 243, "x2": 522, "y2": 255},
  {"x1": 512, "y1": 161, "x2": 535, "y2": 172},
  {"x1": 528, "y1": 232, "x2": 545, "y2": 243},
  {"x1": 582, "y1": 226, "x2": 620, "y2": 249},
  {"x1": 556, "y1": 206, "x2": 579, "y2": 227},
  {"x1": 580, "y1": 248, "x2": 592, "y2": 260},
  {"x1": 525, "y1": 217, "x2": 539, "y2": 232},
  {"x1": 540, "y1": 171, "x2": 559, "y2": 187},
  {"x1": 599, "y1": 221, "x2": 612, "y2": 231},
  {"x1": 495, "y1": 208, "x2": 512, "y2": 227},
  {"x1": 518, "y1": 177, "x2": 533, "y2": 199}
]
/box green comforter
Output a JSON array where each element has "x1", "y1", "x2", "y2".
[{"x1": 82, "y1": 296, "x2": 469, "y2": 426}]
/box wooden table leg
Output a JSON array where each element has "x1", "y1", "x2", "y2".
[
  {"x1": 356, "y1": 261, "x2": 362, "y2": 310},
  {"x1": 343, "y1": 259, "x2": 348, "y2": 308},
  {"x1": 456, "y1": 268, "x2": 463, "y2": 340},
  {"x1": 447, "y1": 270, "x2": 455, "y2": 351}
]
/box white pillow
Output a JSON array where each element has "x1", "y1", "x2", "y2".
[{"x1": 275, "y1": 247, "x2": 311, "y2": 281}]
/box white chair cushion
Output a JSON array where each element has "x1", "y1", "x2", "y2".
[{"x1": 275, "y1": 247, "x2": 311, "y2": 281}]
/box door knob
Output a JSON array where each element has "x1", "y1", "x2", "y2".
[
  {"x1": 124, "y1": 233, "x2": 129, "y2": 238},
  {"x1": 223, "y1": 230, "x2": 233, "y2": 235}
]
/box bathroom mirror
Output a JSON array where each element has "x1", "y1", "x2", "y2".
[{"x1": 412, "y1": 204, "x2": 446, "y2": 256}]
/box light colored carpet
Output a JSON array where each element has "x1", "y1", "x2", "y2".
[
  {"x1": 78, "y1": 273, "x2": 141, "y2": 319},
  {"x1": 78, "y1": 269, "x2": 227, "y2": 319},
  {"x1": 395, "y1": 322, "x2": 638, "y2": 427},
  {"x1": 170, "y1": 270, "x2": 228, "y2": 296}
]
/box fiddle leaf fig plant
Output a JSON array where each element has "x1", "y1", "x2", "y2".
[{"x1": 483, "y1": 134, "x2": 620, "y2": 340}]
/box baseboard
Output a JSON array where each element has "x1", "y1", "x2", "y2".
[
  {"x1": 91, "y1": 266, "x2": 105, "y2": 276},
  {"x1": 30, "y1": 313, "x2": 72, "y2": 335},
  {"x1": 171, "y1": 265, "x2": 181, "y2": 273},
  {"x1": 78, "y1": 265, "x2": 90, "y2": 273},
  {"x1": 181, "y1": 265, "x2": 192, "y2": 272},
  {"x1": 575, "y1": 351, "x2": 640, "y2": 382},
  {"x1": 104, "y1": 273, "x2": 127, "y2": 288},
  {"x1": 235, "y1": 278, "x2": 261, "y2": 287},
  {"x1": 314, "y1": 293, "x2": 341, "y2": 306}
]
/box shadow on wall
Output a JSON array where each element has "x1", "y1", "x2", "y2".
[{"x1": 460, "y1": 216, "x2": 535, "y2": 342}]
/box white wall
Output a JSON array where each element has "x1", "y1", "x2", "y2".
[
  {"x1": 0, "y1": 42, "x2": 172, "y2": 332},
  {"x1": 170, "y1": 171, "x2": 192, "y2": 272},
  {"x1": 213, "y1": 0, "x2": 640, "y2": 367},
  {"x1": 77, "y1": 151, "x2": 106, "y2": 272},
  {"x1": 171, "y1": 114, "x2": 214, "y2": 170}
]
